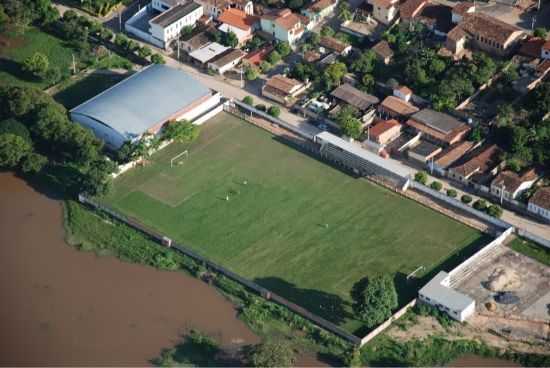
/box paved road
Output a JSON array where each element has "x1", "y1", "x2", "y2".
[{"x1": 55, "y1": 1, "x2": 550, "y2": 241}]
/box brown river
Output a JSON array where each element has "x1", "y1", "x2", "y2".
[{"x1": 0, "y1": 172, "x2": 260, "y2": 365}]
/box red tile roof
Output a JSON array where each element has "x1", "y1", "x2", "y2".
[
  {"x1": 262, "y1": 8, "x2": 306, "y2": 30},
  {"x1": 306, "y1": 0, "x2": 336, "y2": 13},
  {"x1": 379, "y1": 96, "x2": 419, "y2": 116},
  {"x1": 530, "y1": 187, "x2": 550, "y2": 210},
  {"x1": 372, "y1": 40, "x2": 394, "y2": 59},
  {"x1": 492, "y1": 169, "x2": 538, "y2": 193},
  {"x1": 543, "y1": 40, "x2": 550, "y2": 50},
  {"x1": 450, "y1": 144, "x2": 502, "y2": 177},
  {"x1": 519, "y1": 37, "x2": 546, "y2": 58},
  {"x1": 264, "y1": 74, "x2": 303, "y2": 94},
  {"x1": 434, "y1": 141, "x2": 474, "y2": 168},
  {"x1": 399, "y1": 0, "x2": 428, "y2": 20},
  {"x1": 218, "y1": 8, "x2": 258, "y2": 31},
  {"x1": 452, "y1": 2, "x2": 474, "y2": 16},
  {"x1": 460, "y1": 13, "x2": 523, "y2": 46},
  {"x1": 370, "y1": 119, "x2": 401, "y2": 139}
]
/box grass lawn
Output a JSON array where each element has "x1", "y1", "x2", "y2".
[
  {"x1": 508, "y1": 237, "x2": 550, "y2": 267},
  {"x1": 0, "y1": 27, "x2": 74, "y2": 88},
  {"x1": 101, "y1": 113, "x2": 485, "y2": 333},
  {"x1": 53, "y1": 71, "x2": 128, "y2": 109}
]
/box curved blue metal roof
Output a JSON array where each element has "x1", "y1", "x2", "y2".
[{"x1": 71, "y1": 64, "x2": 211, "y2": 140}]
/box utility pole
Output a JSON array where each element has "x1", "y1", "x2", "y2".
[
  {"x1": 240, "y1": 64, "x2": 244, "y2": 88},
  {"x1": 119, "y1": 11, "x2": 122, "y2": 32},
  {"x1": 72, "y1": 53, "x2": 77, "y2": 74},
  {"x1": 500, "y1": 184, "x2": 505, "y2": 205},
  {"x1": 177, "y1": 39, "x2": 180, "y2": 60},
  {"x1": 532, "y1": 15, "x2": 536, "y2": 30}
]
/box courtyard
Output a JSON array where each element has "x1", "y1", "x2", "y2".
[{"x1": 101, "y1": 112, "x2": 485, "y2": 333}]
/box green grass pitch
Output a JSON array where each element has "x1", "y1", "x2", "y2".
[{"x1": 102, "y1": 113, "x2": 485, "y2": 333}]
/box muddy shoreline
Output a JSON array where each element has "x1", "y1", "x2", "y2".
[{"x1": 0, "y1": 172, "x2": 259, "y2": 365}]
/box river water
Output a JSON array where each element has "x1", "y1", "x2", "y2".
[{"x1": 0, "y1": 172, "x2": 259, "y2": 365}]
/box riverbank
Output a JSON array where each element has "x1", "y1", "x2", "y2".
[{"x1": 0, "y1": 172, "x2": 258, "y2": 365}]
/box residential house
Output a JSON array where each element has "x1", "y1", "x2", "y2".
[
  {"x1": 409, "y1": 140, "x2": 442, "y2": 164},
  {"x1": 432, "y1": 140, "x2": 475, "y2": 174},
  {"x1": 260, "y1": 9, "x2": 308, "y2": 46},
  {"x1": 542, "y1": 40, "x2": 550, "y2": 59},
  {"x1": 217, "y1": 8, "x2": 259, "y2": 45},
  {"x1": 416, "y1": 3, "x2": 453, "y2": 36},
  {"x1": 368, "y1": 0, "x2": 399, "y2": 25},
  {"x1": 406, "y1": 109, "x2": 471, "y2": 146},
  {"x1": 303, "y1": 50, "x2": 322, "y2": 62},
  {"x1": 330, "y1": 83, "x2": 380, "y2": 113},
  {"x1": 518, "y1": 36, "x2": 546, "y2": 58},
  {"x1": 378, "y1": 96, "x2": 419, "y2": 120},
  {"x1": 207, "y1": 48, "x2": 246, "y2": 74},
  {"x1": 450, "y1": 13, "x2": 524, "y2": 56},
  {"x1": 490, "y1": 169, "x2": 538, "y2": 201},
  {"x1": 394, "y1": 85, "x2": 413, "y2": 102},
  {"x1": 319, "y1": 36, "x2": 352, "y2": 56},
  {"x1": 301, "y1": 0, "x2": 338, "y2": 28},
  {"x1": 181, "y1": 29, "x2": 211, "y2": 53},
  {"x1": 399, "y1": 0, "x2": 428, "y2": 22},
  {"x1": 340, "y1": 19, "x2": 380, "y2": 41},
  {"x1": 148, "y1": 1, "x2": 204, "y2": 48},
  {"x1": 244, "y1": 45, "x2": 273, "y2": 65},
  {"x1": 196, "y1": 0, "x2": 253, "y2": 19},
  {"x1": 368, "y1": 119, "x2": 402, "y2": 145},
  {"x1": 447, "y1": 144, "x2": 503, "y2": 185},
  {"x1": 444, "y1": 25, "x2": 468, "y2": 58},
  {"x1": 528, "y1": 187, "x2": 550, "y2": 221},
  {"x1": 450, "y1": 2, "x2": 475, "y2": 23},
  {"x1": 262, "y1": 74, "x2": 309, "y2": 106},
  {"x1": 372, "y1": 40, "x2": 394, "y2": 64},
  {"x1": 189, "y1": 42, "x2": 229, "y2": 65}
]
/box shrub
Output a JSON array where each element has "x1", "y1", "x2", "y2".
[
  {"x1": 255, "y1": 104, "x2": 267, "y2": 112},
  {"x1": 414, "y1": 171, "x2": 428, "y2": 185},
  {"x1": 446, "y1": 189, "x2": 457, "y2": 198},
  {"x1": 245, "y1": 66, "x2": 259, "y2": 80},
  {"x1": 150, "y1": 53, "x2": 165, "y2": 64},
  {"x1": 260, "y1": 60, "x2": 272, "y2": 73},
  {"x1": 267, "y1": 50, "x2": 281, "y2": 64},
  {"x1": 242, "y1": 95, "x2": 254, "y2": 105},
  {"x1": 461, "y1": 194, "x2": 473, "y2": 204},
  {"x1": 430, "y1": 181, "x2": 442, "y2": 191},
  {"x1": 268, "y1": 105, "x2": 281, "y2": 118},
  {"x1": 473, "y1": 199, "x2": 488, "y2": 211},
  {"x1": 487, "y1": 205, "x2": 503, "y2": 218}
]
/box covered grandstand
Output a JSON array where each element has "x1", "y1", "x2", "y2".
[{"x1": 70, "y1": 64, "x2": 221, "y2": 149}]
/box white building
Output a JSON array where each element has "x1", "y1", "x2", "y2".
[
  {"x1": 419, "y1": 271, "x2": 475, "y2": 322},
  {"x1": 189, "y1": 42, "x2": 229, "y2": 64},
  {"x1": 149, "y1": 1, "x2": 203, "y2": 48},
  {"x1": 528, "y1": 187, "x2": 550, "y2": 221},
  {"x1": 70, "y1": 65, "x2": 221, "y2": 150},
  {"x1": 195, "y1": 0, "x2": 253, "y2": 19},
  {"x1": 207, "y1": 48, "x2": 246, "y2": 74},
  {"x1": 368, "y1": 0, "x2": 398, "y2": 25},
  {"x1": 490, "y1": 169, "x2": 538, "y2": 201}
]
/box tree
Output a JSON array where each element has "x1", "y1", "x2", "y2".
[
  {"x1": 21, "y1": 152, "x2": 47, "y2": 173},
  {"x1": 255, "y1": 104, "x2": 266, "y2": 112},
  {"x1": 180, "y1": 25, "x2": 193, "y2": 38},
  {"x1": 163, "y1": 120, "x2": 199, "y2": 143},
  {"x1": 245, "y1": 65, "x2": 259, "y2": 80},
  {"x1": 350, "y1": 50, "x2": 376, "y2": 75},
  {"x1": 473, "y1": 199, "x2": 488, "y2": 211},
  {"x1": 430, "y1": 181, "x2": 442, "y2": 191},
  {"x1": 275, "y1": 41, "x2": 291, "y2": 57},
  {"x1": 267, "y1": 50, "x2": 281, "y2": 64},
  {"x1": 336, "y1": 105, "x2": 362, "y2": 139},
  {"x1": 323, "y1": 62, "x2": 347, "y2": 87},
  {"x1": 0, "y1": 133, "x2": 32, "y2": 168},
  {"x1": 469, "y1": 125, "x2": 483, "y2": 142},
  {"x1": 351, "y1": 274, "x2": 398, "y2": 328},
  {"x1": 23, "y1": 52, "x2": 49, "y2": 79},
  {"x1": 446, "y1": 189, "x2": 457, "y2": 198},
  {"x1": 151, "y1": 53, "x2": 165, "y2": 64},
  {"x1": 260, "y1": 60, "x2": 272, "y2": 73},
  {"x1": 247, "y1": 340, "x2": 296, "y2": 367},
  {"x1": 414, "y1": 171, "x2": 428, "y2": 185},
  {"x1": 267, "y1": 105, "x2": 280, "y2": 118},
  {"x1": 487, "y1": 204, "x2": 503, "y2": 218},
  {"x1": 242, "y1": 95, "x2": 254, "y2": 105},
  {"x1": 78, "y1": 157, "x2": 115, "y2": 196},
  {"x1": 461, "y1": 194, "x2": 473, "y2": 204},
  {"x1": 361, "y1": 74, "x2": 374, "y2": 93},
  {"x1": 222, "y1": 30, "x2": 238, "y2": 48},
  {"x1": 320, "y1": 25, "x2": 335, "y2": 37},
  {"x1": 337, "y1": 1, "x2": 352, "y2": 22},
  {"x1": 0, "y1": 5, "x2": 8, "y2": 31},
  {"x1": 288, "y1": 0, "x2": 304, "y2": 10},
  {"x1": 0, "y1": 118, "x2": 31, "y2": 142},
  {"x1": 534, "y1": 27, "x2": 547, "y2": 39}
]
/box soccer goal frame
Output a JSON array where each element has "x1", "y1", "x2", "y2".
[{"x1": 170, "y1": 150, "x2": 189, "y2": 167}]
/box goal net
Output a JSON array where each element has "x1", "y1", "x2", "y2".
[{"x1": 170, "y1": 150, "x2": 189, "y2": 167}]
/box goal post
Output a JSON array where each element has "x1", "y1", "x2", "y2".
[{"x1": 170, "y1": 150, "x2": 189, "y2": 167}]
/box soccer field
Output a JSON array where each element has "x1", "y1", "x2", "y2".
[{"x1": 102, "y1": 113, "x2": 485, "y2": 332}]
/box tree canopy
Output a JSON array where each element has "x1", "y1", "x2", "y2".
[
  {"x1": 351, "y1": 274, "x2": 398, "y2": 328},
  {"x1": 163, "y1": 120, "x2": 199, "y2": 143},
  {"x1": 246, "y1": 340, "x2": 296, "y2": 367}
]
